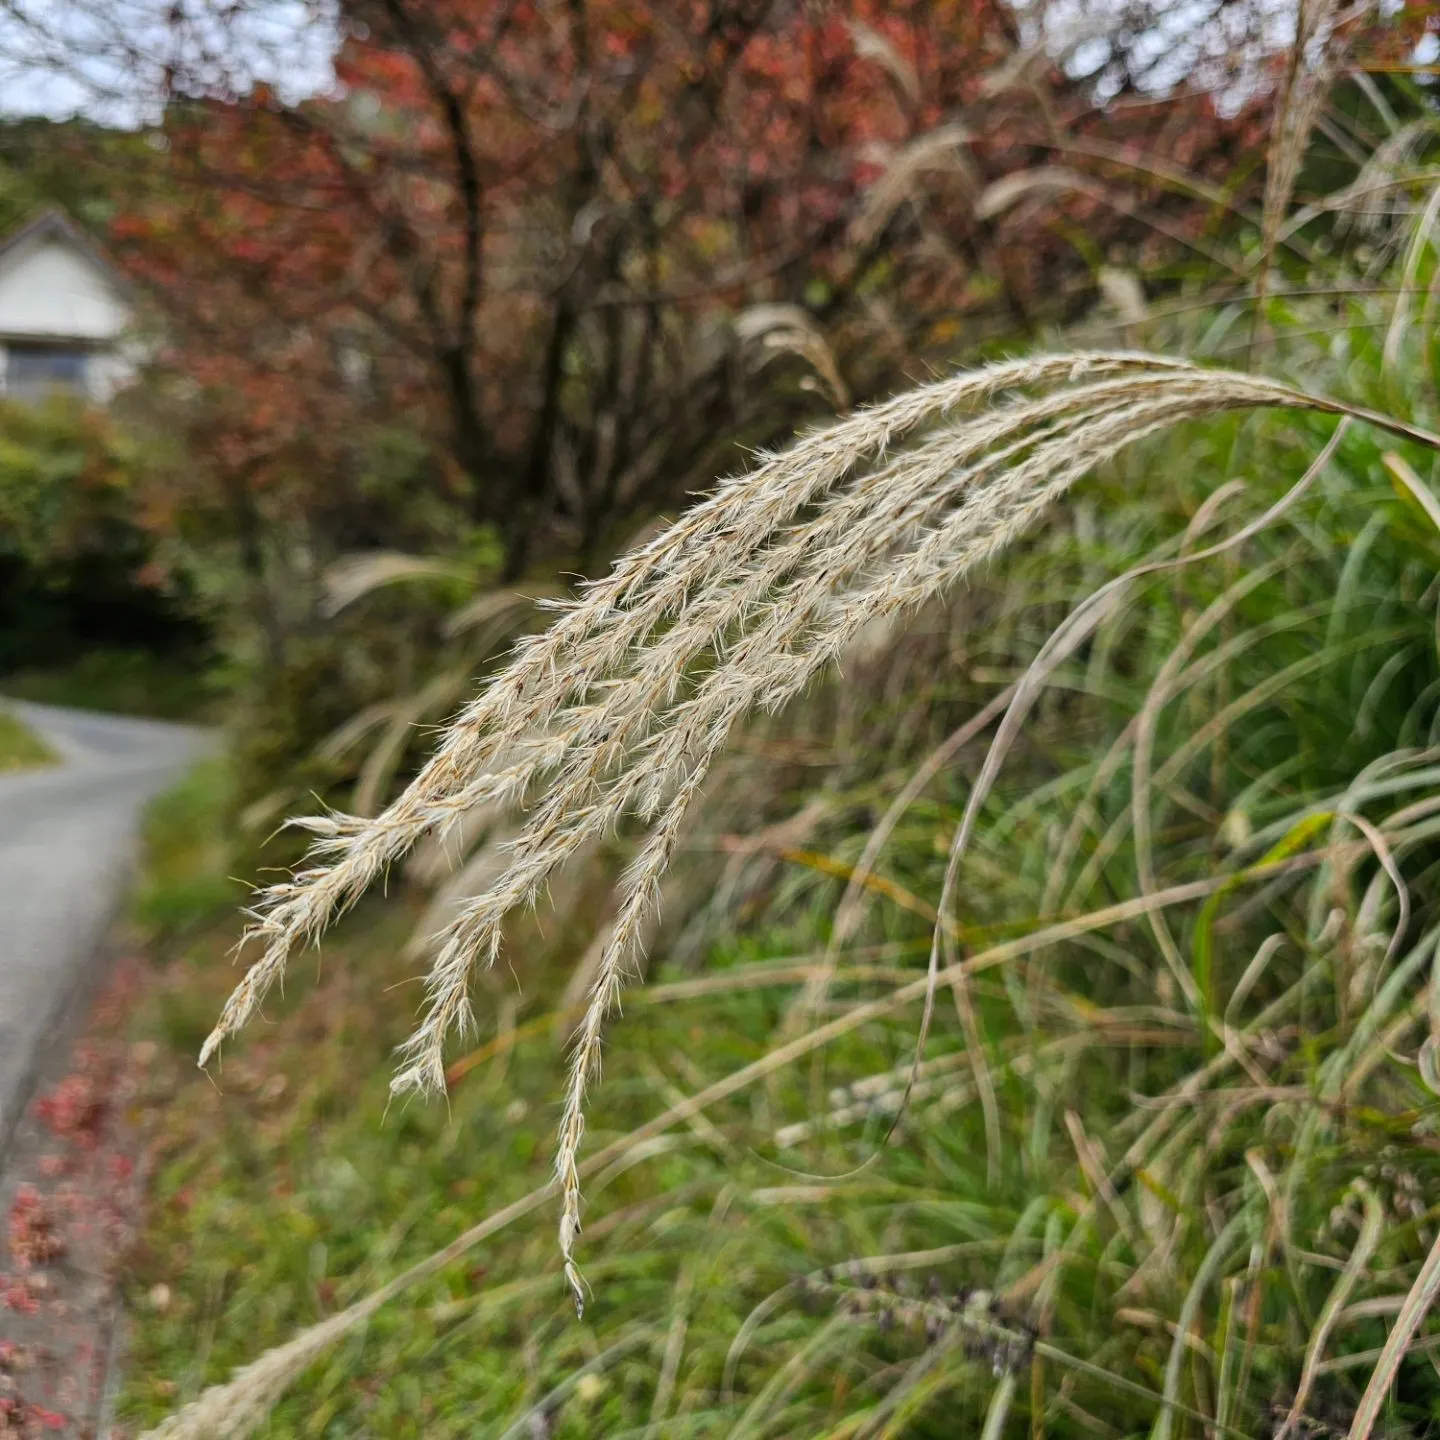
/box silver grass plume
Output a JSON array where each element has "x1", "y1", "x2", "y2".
[
  {"x1": 202, "y1": 351, "x2": 1421, "y2": 1313},
  {"x1": 1256, "y1": 0, "x2": 1355, "y2": 314}
]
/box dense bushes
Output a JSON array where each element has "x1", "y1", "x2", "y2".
[{"x1": 0, "y1": 396, "x2": 206, "y2": 678}]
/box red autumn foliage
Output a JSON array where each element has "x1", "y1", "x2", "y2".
[{"x1": 113, "y1": 0, "x2": 1291, "y2": 595}]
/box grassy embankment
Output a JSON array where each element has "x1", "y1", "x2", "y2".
[
  {"x1": 0, "y1": 705, "x2": 56, "y2": 771},
  {"x1": 117, "y1": 303, "x2": 1440, "y2": 1437}
]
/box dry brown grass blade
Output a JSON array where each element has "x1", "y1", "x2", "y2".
[
  {"x1": 849, "y1": 124, "x2": 975, "y2": 246},
  {"x1": 1255, "y1": 0, "x2": 1357, "y2": 323},
  {"x1": 1383, "y1": 450, "x2": 1440, "y2": 534},
  {"x1": 846, "y1": 19, "x2": 920, "y2": 104},
  {"x1": 790, "y1": 684, "x2": 1014, "y2": 1033},
  {"x1": 1348, "y1": 1222, "x2": 1440, "y2": 1439},
  {"x1": 1277, "y1": 1179, "x2": 1384, "y2": 1440},
  {"x1": 735, "y1": 302, "x2": 849, "y2": 408},
  {"x1": 320, "y1": 550, "x2": 471, "y2": 617},
  {"x1": 1383, "y1": 185, "x2": 1440, "y2": 374},
  {"x1": 974, "y1": 165, "x2": 1101, "y2": 222}
]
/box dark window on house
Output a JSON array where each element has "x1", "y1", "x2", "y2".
[{"x1": 5, "y1": 343, "x2": 88, "y2": 400}]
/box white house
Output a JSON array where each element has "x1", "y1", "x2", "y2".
[{"x1": 0, "y1": 209, "x2": 136, "y2": 404}]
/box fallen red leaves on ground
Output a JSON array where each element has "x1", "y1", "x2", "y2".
[
  {"x1": 0, "y1": 955, "x2": 150, "y2": 1434},
  {"x1": 33, "y1": 1076, "x2": 106, "y2": 1152},
  {"x1": 4, "y1": 1193, "x2": 62, "y2": 1273}
]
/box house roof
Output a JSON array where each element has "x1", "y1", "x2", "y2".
[{"x1": 0, "y1": 207, "x2": 132, "y2": 295}]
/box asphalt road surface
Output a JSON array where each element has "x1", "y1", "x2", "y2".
[{"x1": 0, "y1": 701, "x2": 207, "y2": 1155}]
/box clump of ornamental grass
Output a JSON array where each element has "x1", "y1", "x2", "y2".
[
  {"x1": 133, "y1": 309, "x2": 1440, "y2": 1438},
  {"x1": 197, "y1": 349, "x2": 1440, "y2": 1321}
]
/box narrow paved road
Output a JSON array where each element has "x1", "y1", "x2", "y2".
[{"x1": 0, "y1": 701, "x2": 207, "y2": 1155}]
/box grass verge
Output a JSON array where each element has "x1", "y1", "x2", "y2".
[
  {"x1": 0, "y1": 648, "x2": 217, "y2": 722},
  {"x1": 0, "y1": 706, "x2": 57, "y2": 772}
]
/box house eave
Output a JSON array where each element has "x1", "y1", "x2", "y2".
[
  {"x1": 0, "y1": 208, "x2": 135, "y2": 299},
  {"x1": 0, "y1": 330, "x2": 115, "y2": 347}
]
